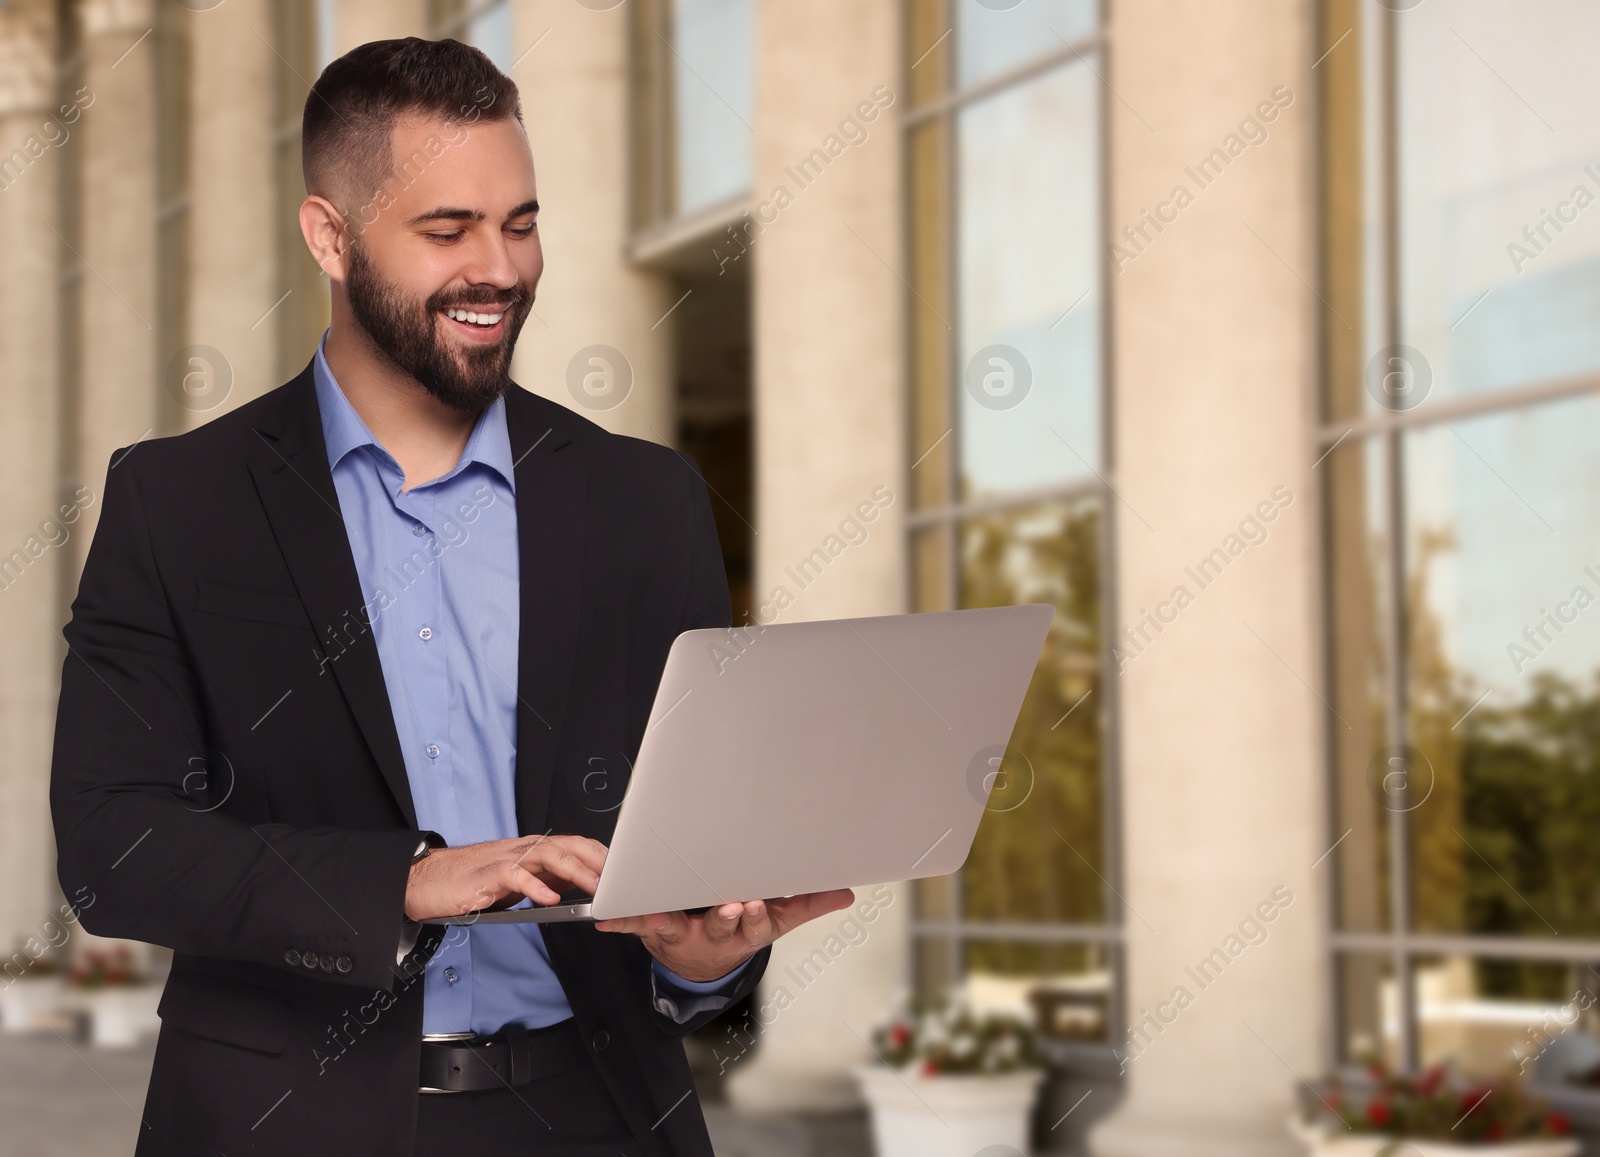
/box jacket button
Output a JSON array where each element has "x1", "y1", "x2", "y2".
[
  {"x1": 335, "y1": 956, "x2": 352, "y2": 974},
  {"x1": 284, "y1": 949, "x2": 301, "y2": 967},
  {"x1": 591, "y1": 1030, "x2": 610, "y2": 1053},
  {"x1": 302, "y1": 953, "x2": 320, "y2": 970},
  {"x1": 319, "y1": 954, "x2": 335, "y2": 972}
]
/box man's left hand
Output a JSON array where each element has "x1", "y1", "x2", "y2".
[{"x1": 595, "y1": 890, "x2": 856, "y2": 983}]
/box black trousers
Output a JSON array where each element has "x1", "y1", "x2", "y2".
[{"x1": 414, "y1": 1057, "x2": 646, "y2": 1156}]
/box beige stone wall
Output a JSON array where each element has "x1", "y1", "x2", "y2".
[
  {"x1": 182, "y1": 0, "x2": 277, "y2": 425},
  {"x1": 1091, "y1": 1, "x2": 1326, "y2": 1154},
  {"x1": 725, "y1": 0, "x2": 908, "y2": 1113},
  {"x1": 507, "y1": 0, "x2": 676, "y2": 444},
  {"x1": 75, "y1": 0, "x2": 162, "y2": 550},
  {"x1": 0, "y1": 0, "x2": 64, "y2": 956}
]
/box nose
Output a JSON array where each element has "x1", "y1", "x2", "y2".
[{"x1": 461, "y1": 232, "x2": 519, "y2": 292}]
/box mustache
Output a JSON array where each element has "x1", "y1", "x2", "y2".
[{"x1": 427, "y1": 284, "x2": 529, "y2": 312}]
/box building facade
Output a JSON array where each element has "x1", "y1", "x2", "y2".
[{"x1": 3, "y1": 0, "x2": 1600, "y2": 1153}]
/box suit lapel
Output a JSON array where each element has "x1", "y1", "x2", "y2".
[
  {"x1": 504, "y1": 386, "x2": 587, "y2": 837},
  {"x1": 246, "y1": 365, "x2": 419, "y2": 829}
]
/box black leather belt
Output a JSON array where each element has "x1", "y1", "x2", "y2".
[{"x1": 419, "y1": 1018, "x2": 589, "y2": 1093}]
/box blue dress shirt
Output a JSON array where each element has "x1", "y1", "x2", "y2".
[{"x1": 311, "y1": 339, "x2": 746, "y2": 1035}]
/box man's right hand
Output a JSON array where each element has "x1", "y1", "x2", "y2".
[{"x1": 403, "y1": 834, "x2": 607, "y2": 922}]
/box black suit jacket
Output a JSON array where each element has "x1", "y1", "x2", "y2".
[{"x1": 49, "y1": 363, "x2": 767, "y2": 1156}]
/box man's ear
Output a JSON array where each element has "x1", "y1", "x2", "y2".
[{"x1": 299, "y1": 194, "x2": 351, "y2": 282}]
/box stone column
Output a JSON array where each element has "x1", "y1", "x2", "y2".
[
  {"x1": 75, "y1": 0, "x2": 160, "y2": 545},
  {"x1": 724, "y1": 0, "x2": 907, "y2": 1113},
  {"x1": 181, "y1": 0, "x2": 275, "y2": 425},
  {"x1": 1089, "y1": 2, "x2": 1326, "y2": 1155},
  {"x1": 507, "y1": 0, "x2": 675, "y2": 443},
  {"x1": 0, "y1": 0, "x2": 64, "y2": 959},
  {"x1": 336, "y1": 0, "x2": 427, "y2": 53}
]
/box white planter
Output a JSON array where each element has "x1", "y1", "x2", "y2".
[
  {"x1": 855, "y1": 1065, "x2": 1044, "y2": 1157},
  {"x1": 0, "y1": 976, "x2": 65, "y2": 1033},
  {"x1": 59, "y1": 985, "x2": 163, "y2": 1048},
  {"x1": 1291, "y1": 1114, "x2": 1581, "y2": 1157}
]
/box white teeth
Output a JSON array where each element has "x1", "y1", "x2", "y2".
[{"x1": 445, "y1": 308, "x2": 504, "y2": 326}]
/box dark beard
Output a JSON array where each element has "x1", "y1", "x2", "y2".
[{"x1": 344, "y1": 241, "x2": 530, "y2": 414}]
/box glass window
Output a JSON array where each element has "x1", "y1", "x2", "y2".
[
  {"x1": 1390, "y1": 1, "x2": 1600, "y2": 411},
  {"x1": 954, "y1": 0, "x2": 1096, "y2": 89},
  {"x1": 1322, "y1": 0, "x2": 1600, "y2": 1078},
  {"x1": 672, "y1": 0, "x2": 754, "y2": 215},
  {"x1": 431, "y1": 0, "x2": 512, "y2": 71},
  {"x1": 957, "y1": 63, "x2": 1100, "y2": 498},
  {"x1": 906, "y1": 0, "x2": 1113, "y2": 1059}
]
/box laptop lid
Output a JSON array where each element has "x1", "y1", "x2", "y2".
[{"x1": 587, "y1": 604, "x2": 1053, "y2": 921}]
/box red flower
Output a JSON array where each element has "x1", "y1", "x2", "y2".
[
  {"x1": 1417, "y1": 1065, "x2": 1446, "y2": 1095},
  {"x1": 888, "y1": 1024, "x2": 911, "y2": 1049},
  {"x1": 1366, "y1": 1101, "x2": 1391, "y2": 1128},
  {"x1": 1548, "y1": 1112, "x2": 1571, "y2": 1136},
  {"x1": 919, "y1": 1059, "x2": 939, "y2": 1077},
  {"x1": 1486, "y1": 1122, "x2": 1505, "y2": 1142}
]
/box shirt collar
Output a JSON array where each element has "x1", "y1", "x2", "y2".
[{"x1": 312, "y1": 332, "x2": 517, "y2": 494}]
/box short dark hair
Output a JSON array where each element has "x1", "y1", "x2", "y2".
[{"x1": 302, "y1": 37, "x2": 522, "y2": 215}]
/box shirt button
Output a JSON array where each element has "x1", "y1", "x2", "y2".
[
  {"x1": 443, "y1": 967, "x2": 459, "y2": 985},
  {"x1": 335, "y1": 956, "x2": 352, "y2": 974},
  {"x1": 412, "y1": 523, "x2": 427, "y2": 536},
  {"x1": 426, "y1": 744, "x2": 441, "y2": 759},
  {"x1": 418, "y1": 626, "x2": 433, "y2": 641},
  {"x1": 591, "y1": 1030, "x2": 610, "y2": 1053},
  {"x1": 284, "y1": 949, "x2": 301, "y2": 967}
]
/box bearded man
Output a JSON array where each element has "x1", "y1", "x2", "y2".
[{"x1": 50, "y1": 37, "x2": 848, "y2": 1157}]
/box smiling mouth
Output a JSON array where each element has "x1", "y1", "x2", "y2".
[{"x1": 442, "y1": 307, "x2": 506, "y2": 328}]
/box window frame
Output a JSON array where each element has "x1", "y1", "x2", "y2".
[
  {"x1": 1318, "y1": 0, "x2": 1600, "y2": 1079},
  {"x1": 901, "y1": 0, "x2": 1124, "y2": 1067}
]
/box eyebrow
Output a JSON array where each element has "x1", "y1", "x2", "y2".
[{"x1": 404, "y1": 199, "x2": 540, "y2": 227}]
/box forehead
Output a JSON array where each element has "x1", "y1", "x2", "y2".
[{"x1": 383, "y1": 114, "x2": 537, "y2": 213}]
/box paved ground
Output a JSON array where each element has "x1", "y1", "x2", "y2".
[
  {"x1": 0, "y1": 1030, "x2": 873, "y2": 1157},
  {"x1": 0, "y1": 1031, "x2": 156, "y2": 1157}
]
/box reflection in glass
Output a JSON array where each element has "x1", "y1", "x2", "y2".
[
  {"x1": 957, "y1": 500, "x2": 1103, "y2": 933},
  {"x1": 1338, "y1": 952, "x2": 1395, "y2": 1068},
  {"x1": 955, "y1": 0, "x2": 1096, "y2": 89},
  {"x1": 672, "y1": 0, "x2": 753, "y2": 215},
  {"x1": 958, "y1": 61, "x2": 1099, "y2": 499},
  {"x1": 1395, "y1": 1, "x2": 1600, "y2": 409},
  {"x1": 1408, "y1": 956, "x2": 1594, "y2": 1080},
  {"x1": 1402, "y1": 397, "x2": 1600, "y2": 937},
  {"x1": 1328, "y1": 435, "x2": 1391, "y2": 932},
  {"x1": 963, "y1": 945, "x2": 1111, "y2": 1044}
]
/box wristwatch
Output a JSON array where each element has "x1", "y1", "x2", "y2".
[{"x1": 398, "y1": 831, "x2": 448, "y2": 969}]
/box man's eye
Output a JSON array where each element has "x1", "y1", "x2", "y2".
[
  {"x1": 507, "y1": 223, "x2": 536, "y2": 238},
  {"x1": 425, "y1": 230, "x2": 465, "y2": 242}
]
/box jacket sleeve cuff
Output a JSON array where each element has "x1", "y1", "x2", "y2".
[{"x1": 648, "y1": 956, "x2": 753, "y2": 1024}]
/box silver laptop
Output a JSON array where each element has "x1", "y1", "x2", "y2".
[{"x1": 430, "y1": 604, "x2": 1053, "y2": 925}]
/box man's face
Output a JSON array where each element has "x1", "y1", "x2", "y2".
[{"x1": 340, "y1": 114, "x2": 543, "y2": 413}]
